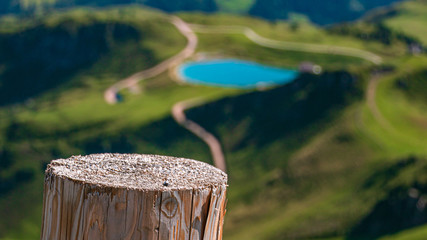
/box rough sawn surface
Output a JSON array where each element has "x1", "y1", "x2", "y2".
[{"x1": 46, "y1": 153, "x2": 227, "y2": 191}]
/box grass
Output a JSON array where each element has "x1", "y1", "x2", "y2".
[
  {"x1": 215, "y1": 0, "x2": 255, "y2": 13},
  {"x1": 194, "y1": 33, "x2": 367, "y2": 69},
  {"x1": 176, "y1": 18, "x2": 427, "y2": 237},
  {"x1": 380, "y1": 225, "x2": 427, "y2": 240},
  {"x1": 1, "y1": 4, "x2": 427, "y2": 240},
  {"x1": 178, "y1": 70, "x2": 380, "y2": 239},
  {"x1": 194, "y1": 67, "x2": 427, "y2": 239},
  {"x1": 179, "y1": 12, "x2": 407, "y2": 60},
  {"x1": 358, "y1": 57, "x2": 427, "y2": 158},
  {"x1": 384, "y1": 0, "x2": 427, "y2": 45}
]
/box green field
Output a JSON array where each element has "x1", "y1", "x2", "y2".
[
  {"x1": 0, "y1": 2, "x2": 427, "y2": 240},
  {"x1": 180, "y1": 13, "x2": 407, "y2": 56},
  {"x1": 216, "y1": 0, "x2": 255, "y2": 13},
  {"x1": 188, "y1": 66, "x2": 427, "y2": 239},
  {"x1": 5, "y1": 0, "x2": 408, "y2": 25},
  {"x1": 384, "y1": 0, "x2": 427, "y2": 45}
]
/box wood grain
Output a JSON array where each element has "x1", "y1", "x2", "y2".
[
  {"x1": 159, "y1": 190, "x2": 193, "y2": 240},
  {"x1": 41, "y1": 154, "x2": 227, "y2": 240},
  {"x1": 190, "y1": 188, "x2": 211, "y2": 240}
]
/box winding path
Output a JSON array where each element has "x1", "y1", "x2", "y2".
[
  {"x1": 189, "y1": 24, "x2": 382, "y2": 65},
  {"x1": 171, "y1": 24, "x2": 382, "y2": 172},
  {"x1": 103, "y1": 16, "x2": 228, "y2": 172},
  {"x1": 105, "y1": 17, "x2": 384, "y2": 173},
  {"x1": 366, "y1": 73, "x2": 396, "y2": 132},
  {"x1": 104, "y1": 16, "x2": 197, "y2": 104},
  {"x1": 172, "y1": 99, "x2": 227, "y2": 172}
]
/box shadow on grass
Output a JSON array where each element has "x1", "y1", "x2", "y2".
[
  {"x1": 187, "y1": 71, "x2": 361, "y2": 153},
  {"x1": 0, "y1": 19, "x2": 146, "y2": 106},
  {"x1": 348, "y1": 156, "x2": 427, "y2": 240}
]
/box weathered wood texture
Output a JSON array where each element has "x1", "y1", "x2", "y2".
[{"x1": 40, "y1": 154, "x2": 227, "y2": 240}]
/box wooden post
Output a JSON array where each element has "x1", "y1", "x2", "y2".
[{"x1": 40, "y1": 154, "x2": 227, "y2": 240}]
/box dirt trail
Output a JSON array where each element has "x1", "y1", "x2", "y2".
[
  {"x1": 104, "y1": 16, "x2": 198, "y2": 104},
  {"x1": 105, "y1": 18, "x2": 385, "y2": 173},
  {"x1": 366, "y1": 74, "x2": 396, "y2": 132},
  {"x1": 104, "y1": 16, "x2": 227, "y2": 172},
  {"x1": 189, "y1": 24, "x2": 382, "y2": 65},
  {"x1": 172, "y1": 99, "x2": 227, "y2": 172}
]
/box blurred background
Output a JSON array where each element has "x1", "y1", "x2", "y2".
[{"x1": 0, "y1": 0, "x2": 426, "y2": 239}]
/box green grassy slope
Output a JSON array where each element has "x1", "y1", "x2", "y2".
[
  {"x1": 1, "y1": 0, "x2": 406, "y2": 25},
  {"x1": 380, "y1": 225, "x2": 427, "y2": 240},
  {"x1": 0, "y1": 7, "x2": 184, "y2": 105},
  {"x1": 182, "y1": 65, "x2": 427, "y2": 239},
  {"x1": 173, "y1": 11, "x2": 426, "y2": 239},
  {"x1": 384, "y1": 0, "x2": 427, "y2": 45},
  {"x1": 180, "y1": 13, "x2": 407, "y2": 62},
  {"x1": 216, "y1": 0, "x2": 255, "y2": 13},
  {"x1": 248, "y1": 0, "x2": 404, "y2": 25}
]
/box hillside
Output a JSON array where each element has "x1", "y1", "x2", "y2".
[
  {"x1": 382, "y1": 0, "x2": 427, "y2": 45},
  {"x1": 0, "y1": 0, "x2": 405, "y2": 25},
  {"x1": 0, "y1": 3, "x2": 426, "y2": 240},
  {"x1": 249, "y1": 0, "x2": 404, "y2": 25},
  {"x1": 0, "y1": 7, "x2": 189, "y2": 106},
  {"x1": 0, "y1": 19, "x2": 141, "y2": 105},
  {"x1": 183, "y1": 67, "x2": 427, "y2": 239}
]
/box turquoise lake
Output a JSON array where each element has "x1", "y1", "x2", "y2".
[{"x1": 178, "y1": 59, "x2": 299, "y2": 89}]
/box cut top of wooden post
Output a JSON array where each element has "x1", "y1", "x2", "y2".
[
  {"x1": 46, "y1": 153, "x2": 227, "y2": 191},
  {"x1": 42, "y1": 154, "x2": 228, "y2": 240}
]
